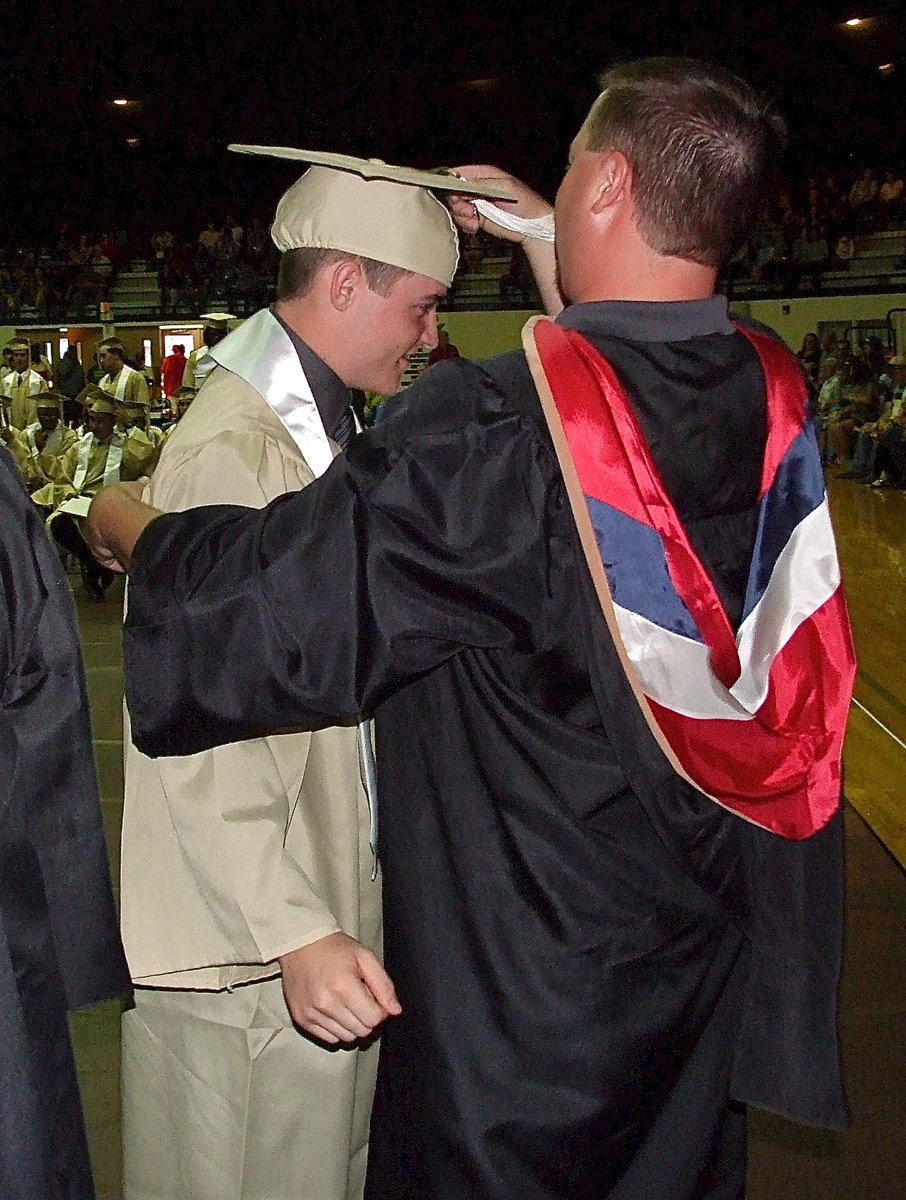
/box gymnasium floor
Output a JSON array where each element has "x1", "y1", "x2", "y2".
[{"x1": 70, "y1": 474, "x2": 906, "y2": 1200}]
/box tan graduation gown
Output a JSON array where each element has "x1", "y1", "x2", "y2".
[
  {"x1": 120, "y1": 338, "x2": 381, "y2": 1200},
  {"x1": 99, "y1": 364, "x2": 150, "y2": 407},
  {"x1": 1, "y1": 369, "x2": 45, "y2": 429},
  {"x1": 11, "y1": 422, "x2": 80, "y2": 490},
  {"x1": 181, "y1": 344, "x2": 220, "y2": 389},
  {"x1": 32, "y1": 429, "x2": 156, "y2": 510}
]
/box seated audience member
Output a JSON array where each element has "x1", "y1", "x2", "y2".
[
  {"x1": 819, "y1": 329, "x2": 839, "y2": 368},
  {"x1": 869, "y1": 356, "x2": 906, "y2": 487},
  {"x1": 833, "y1": 232, "x2": 855, "y2": 267},
  {"x1": 427, "y1": 323, "x2": 460, "y2": 366},
  {"x1": 796, "y1": 332, "x2": 821, "y2": 393},
  {"x1": 828, "y1": 358, "x2": 879, "y2": 471},
  {"x1": 878, "y1": 169, "x2": 903, "y2": 225},
  {"x1": 792, "y1": 223, "x2": 829, "y2": 292},
  {"x1": 848, "y1": 168, "x2": 878, "y2": 227},
  {"x1": 816, "y1": 356, "x2": 844, "y2": 462},
  {"x1": 42, "y1": 392, "x2": 156, "y2": 599}
]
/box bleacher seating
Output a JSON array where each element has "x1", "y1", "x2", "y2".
[{"x1": 110, "y1": 269, "x2": 161, "y2": 317}]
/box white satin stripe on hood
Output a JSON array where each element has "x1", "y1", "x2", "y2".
[{"x1": 614, "y1": 497, "x2": 841, "y2": 721}]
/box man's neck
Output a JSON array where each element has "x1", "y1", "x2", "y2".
[
  {"x1": 572, "y1": 228, "x2": 718, "y2": 304},
  {"x1": 274, "y1": 298, "x2": 346, "y2": 384},
  {"x1": 575, "y1": 264, "x2": 717, "y2": 304}
]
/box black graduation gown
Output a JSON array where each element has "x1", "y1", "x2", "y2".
[
  {"x1": 0, "y1": 448, "x2": 131, "y2": 1200},
  {"x1": 123, "y1": 300, "x2": 846, "y2": 1200}
]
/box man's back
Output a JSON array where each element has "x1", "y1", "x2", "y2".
[{"x1": 120, "y1": 300, "x2": 845, "y2": 1198}]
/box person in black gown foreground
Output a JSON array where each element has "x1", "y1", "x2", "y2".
[
  {"x1": 0, "y1": 447, "x2": 129, "y2": 1200},
  {"x1": 88, "y1": 58, "x2": 855, "y2": 1200}
]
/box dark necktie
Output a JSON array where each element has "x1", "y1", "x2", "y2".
[{"x1": 331, "y1": 405, "x2": 354, "y2": 452}]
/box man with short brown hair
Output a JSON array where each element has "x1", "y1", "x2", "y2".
[{"x1": 94, "y1": 60, "x2": 853, "y2": 1200}]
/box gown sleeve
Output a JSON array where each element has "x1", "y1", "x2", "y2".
[{"x1": 125, "y1": 364, "x2": 561, "y2": 758}]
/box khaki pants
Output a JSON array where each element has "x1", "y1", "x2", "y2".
[{"x1": 122, "y1": 977, "x2": 377, "y2": 1200}]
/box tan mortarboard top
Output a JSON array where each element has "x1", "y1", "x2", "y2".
[
  {"x1": 230, "y1": 145, "x2": 516, "y2": 289},
  {"x1": 76, "y1": 384, "x2": 117, "y2": 416},
  {"x1": 35, "y1": 390, "x2": 66, "y2": 410},
  {"x1": 89, "y1": 398, "x2": 118, "y2": 416},
  {"x1": 76, "y1": 383, "x2": 107, "y2": 405},
  {"x1": 198, "y1": 312, "x2": 237, "y2": 324}
]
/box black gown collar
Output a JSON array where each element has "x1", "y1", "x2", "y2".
[{"x1": 557, "y1": 297, "x2": 733, "y2": 343}]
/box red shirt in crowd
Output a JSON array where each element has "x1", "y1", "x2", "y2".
[{"x1": 161, "y1": 346, "x2": 187, "y2": 397}]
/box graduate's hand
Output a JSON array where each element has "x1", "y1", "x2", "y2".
[
  {"x1": 85, "y1": 479, "x2": 155, "y2": 572},
  {"x1": 447, "y1": 165, "x2": 553, "y2": 243},
  {"x1": 278, "y1": 931, "x2": 402, "y2": 1045}
]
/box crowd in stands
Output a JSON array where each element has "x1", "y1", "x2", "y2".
[
  {"x1": 0, "y1": 217, "x2": 535, "y2": 319},
  {"x1": 7, "y1": 160, "x2": 901, "y2": 320},
  {"x1": 0, "y1": 217, "x2": 281, "y2": 322},
  {"x1": 724, "y1": 163, "x2": 906, "y2": 295},
  {"x1": 806, "y1": 329, "x2": 906, "y2": 489}
]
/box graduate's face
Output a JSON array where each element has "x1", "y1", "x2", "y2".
[
  {"x1": 89, "y1": 411, "x2": 115, "y2": 441},
  {"x1": 348, "y1": 271, "x2": 446, "y2": 394},
  {"x1": 37, "y1": 408, "x2": 60, "y2": 431},
  {"x1": 99, "y1": 347, "x2": 120, "y2": 374},
  {"x1": 10, "y1": 348, "x2": 29, "y2": 372}
]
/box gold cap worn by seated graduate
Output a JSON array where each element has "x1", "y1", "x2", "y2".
[
  {"x1": 229, "y1": 145, "x2": 515, "y2": 290},
  {"x1": 35, "y1": 390, "x2": 66, "y2": 412},
  {"x1": 76, "y1": 384, "x2": 118, "y2": 416}
]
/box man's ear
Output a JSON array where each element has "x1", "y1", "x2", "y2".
[
  {"x1": 590, "y1": 150, "x2": 632, "y2": 214},
  {"x1": 327, "y1": 259, "x2": 365, "y2": 312}
]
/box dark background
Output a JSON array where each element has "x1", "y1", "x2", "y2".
[{"x1": 1, "y1": 0, "x2": 903, "y2": 239}]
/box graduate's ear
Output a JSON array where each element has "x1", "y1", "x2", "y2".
[
  {"x1": 590, "y1": 150, "x2": 631, "y2": 214},
  {"x1": 327, "y1": 259, "x2": 366, "y2": 312}
]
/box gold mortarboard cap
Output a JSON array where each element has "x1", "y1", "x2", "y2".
[
  {"x1": 76, "y1": 384, "x2": 117, "y2": 415},
  {"x1": 35, "y1": 390, "x2": 66, "y2": 411},
  {"x1": 229, "y1": 145, "x2": 516, "y2": 289}
]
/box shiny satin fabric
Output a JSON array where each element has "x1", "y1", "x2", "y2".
[
  {"x1": 527, "y1": 318, "x2": 855, "y2": 839},
  {"x1": 124, "y1": 306, "x2": 846, "y2": 1198}
]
